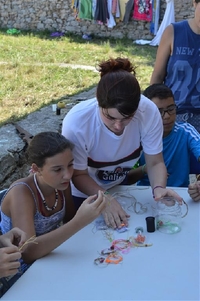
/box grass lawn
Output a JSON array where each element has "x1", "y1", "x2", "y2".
[{"x1": 0, "y1": 29, "x2": 157, "y2": 126}]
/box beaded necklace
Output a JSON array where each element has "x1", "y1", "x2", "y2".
[{"x1": 33, "y1": 173, "x2": 58, "y2": 211}]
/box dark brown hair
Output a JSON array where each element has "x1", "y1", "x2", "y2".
[
  {"x1": 26, "y1": 131, "x2": 73, "y2": 167},
  {"x1": 143, "y1": 84, "x2": 174, "y2": 101},
  {"x1": 96, "y1": 57, "x2": 141, "y2": 116}
]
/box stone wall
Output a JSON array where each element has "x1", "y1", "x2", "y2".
[{"x1": 0, "y1": 0, "x2": 195, "y2": 40}]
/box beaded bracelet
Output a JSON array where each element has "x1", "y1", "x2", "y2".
[{"x1": 152, "y1": 185, "x2": 165, "y2": 198}]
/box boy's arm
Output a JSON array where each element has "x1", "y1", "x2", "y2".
[{"x1": 127, "y1": 165, "x2": 147, "y2": 185}]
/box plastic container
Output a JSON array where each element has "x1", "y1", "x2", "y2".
[{"x1": 152, "y1": 197, "x2": 188, "y2": 234}]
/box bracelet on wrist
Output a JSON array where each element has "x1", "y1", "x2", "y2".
[{"x1": 152, "y1": 185, "x2": 165, "y2": 198}]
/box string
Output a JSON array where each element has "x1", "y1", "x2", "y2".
[
  {"x1": 19, "y1": 235, "x2": 38, "y2": 251},
  {"x1": 34, "y1": 173, "x2": 59, "y2": 211},
  {"x1": 110, "y1": 189, "x2": 150, "y2": 214}
]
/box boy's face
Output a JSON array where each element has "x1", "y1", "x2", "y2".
[{"x1": 151, "y1": 96, "x2": 176, "y2": 137}]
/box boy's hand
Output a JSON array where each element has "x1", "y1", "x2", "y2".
[{"x1": 188, "y1": 181, "x2": 200, "y2": 202}]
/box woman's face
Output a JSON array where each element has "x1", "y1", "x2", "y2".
[{"x1": 100, "y1": 108, "x2": 134, "y2": 136}]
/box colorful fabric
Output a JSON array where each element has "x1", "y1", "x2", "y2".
[
  {"x1": 132, "y1": 0, "x2": 152, "y2": 22},
  {"x1": 79, "y1": 0, "x2": 93, "y2": 20}
]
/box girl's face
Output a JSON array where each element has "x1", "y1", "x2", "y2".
[
  {"x1": 100, "y1": 108, "x2": 134, "y2": 136},
  {"x1": 38, "y1": 148, "x2": 74, "y2": 190}
]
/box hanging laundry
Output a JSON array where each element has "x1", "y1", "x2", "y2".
[
  {"x1": 71, "y1": 0, "x2": 79, "y2": 10},
  {"x1": 71, "y1": 0, "x2": 79, "y2": 18},
  {"x1": 107, "y1": 0, "x2": 116, "y2": 28},
  {"x1": 123, "y1": 0, "x2": 134, "y2": 23},
  {"x1": 79, "y1": 0, "x2": 93, "y2": 20},
  {"x1": 92, "y1": 0, "x2": 97, "y2": 19},
  {"x1": 150, "y1": 0, "x2": 174, "y2": 46},
  {"x1": 112, "y1": 0, "x2": 118, "y2": 15},
  {"x1": 118, "y1": 0, "x2": 127, "y2": 22},
  {"x1": 94, "y1": 0, "x2": 109, "y2": 25},
  {"x1": 150, "y1": 0, "x2": 160, "y2": 34},
  {"x1": 132, "y1": 0, "x2": 153, "y2": 22}
]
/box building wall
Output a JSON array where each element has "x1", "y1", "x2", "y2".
[{"x1": 0, "y1": 1, "x2": 195, "y2": 40}]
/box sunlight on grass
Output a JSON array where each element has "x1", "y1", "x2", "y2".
[{"x1": 0, "y1": 30, "x2": 157, "y2": 126}]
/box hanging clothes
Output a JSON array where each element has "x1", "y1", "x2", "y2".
[
  {"x1": 150, "y1": 0, "x2": 160, "y2": 34},
  {"x1": 112, "y1": 0, "x2": 118, "y2": 14},
  {"x1": 92, "y1": 0, "x2": 97, "y2": 19},
  {"x1": 79, "y1": 0, "x2": 93, "y2": 20},
  {"x1": 94, "y1": 0, "x2": 109, "y2": 25},
  {"x1": 153, "y1": 0, "x2": 160, "y2": 34},
  {"x1": 118, "y1": 0, "x2": 129, "y2": 22},
  {"x1": 132, "y1": 0, "x2": 153, "y2": 22},
  {"x1": 123, "y1": 0, "x2": 134, "y2": 23},
  {"x1": 150, "y1": 0, "x2": 174, "y2": 46},
  {"x1": 71, "y1": 0, "x2": 80, "y2": 20},
  {"x1": 107, "y1": 0, "x2": 116, "y2": 28}
]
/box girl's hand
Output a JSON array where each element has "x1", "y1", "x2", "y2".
[{"x1": 74, "y1": 190, "x2": 106, "y2": 227}]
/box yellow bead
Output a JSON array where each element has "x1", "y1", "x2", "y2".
[{"x1": 57, "y1": 101, "x2": 66, "y2": 108}]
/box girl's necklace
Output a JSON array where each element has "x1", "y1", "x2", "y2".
[{"x1": 33, "y1": 173, "x2": 58, "y2": 211}]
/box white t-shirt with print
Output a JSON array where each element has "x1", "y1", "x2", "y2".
[{"x1": 62, "y1": 96, "x2": 163, "y2": 198}]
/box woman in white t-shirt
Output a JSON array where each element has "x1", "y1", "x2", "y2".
[{"x1": 62, "y1": 57, "x2": 183, "y2": 229}]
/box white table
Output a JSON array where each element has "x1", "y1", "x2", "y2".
[{"x1": 2, "y1": 186, "x2": 200, "y2": 301}]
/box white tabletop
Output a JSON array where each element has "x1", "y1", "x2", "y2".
[{"x1": 2, "y1": 186, "x2": 200, "y2": 301}]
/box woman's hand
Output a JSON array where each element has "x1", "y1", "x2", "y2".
[
  {"x1": 153, "y1": 186, "x2": 183, "y2": 204},
  {"x1": 102, "y1": 194, "x2": 130, "y2": 229}
]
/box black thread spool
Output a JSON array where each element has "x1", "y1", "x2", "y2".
[
  {"x1": 56, "y1": 107, "x2": 61, "y2": 115},
  {"x1": 145, "y1": 216, "x2": 155, "y2": 233}
]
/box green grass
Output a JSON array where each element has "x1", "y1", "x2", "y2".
[{"x1": 0, "y1": 29, "x2": 157, "y2": 126}]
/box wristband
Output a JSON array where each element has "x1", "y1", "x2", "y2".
[{"x1": 152, "y1": 185, "x2": 164, "y2": 198}]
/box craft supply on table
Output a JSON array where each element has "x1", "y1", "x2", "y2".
[
  {"x1": 145, "y1": 216, "x2": 156, "y2": 233},
  {"x1": 152, "y1": 196, "x2": 188, "y2": 234}
]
